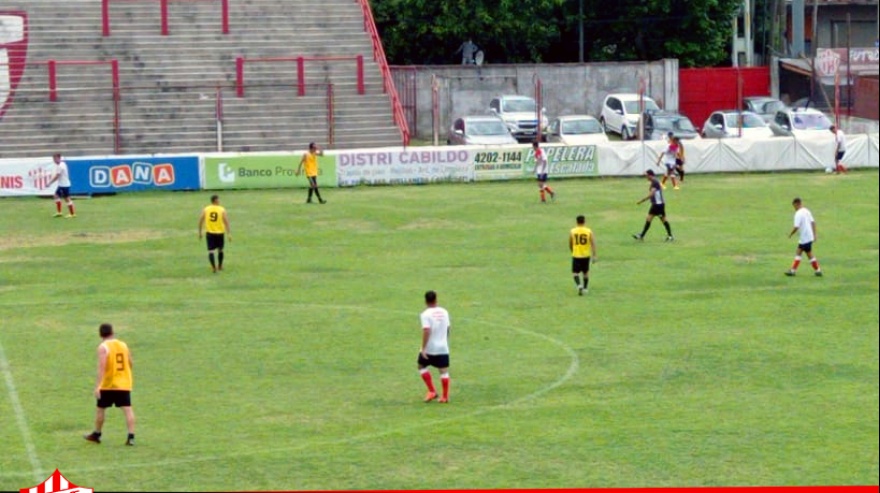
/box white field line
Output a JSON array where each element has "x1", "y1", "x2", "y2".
[{"x1": 0, "y1": 336, "x2": 44, "y2": 483}]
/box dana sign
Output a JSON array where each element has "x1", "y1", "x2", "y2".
[{"x1": 68, "y1": 155, "x2": 200, "y2": 194}]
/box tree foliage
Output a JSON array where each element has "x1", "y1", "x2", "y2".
[{"x1": 372, "y1": 0, "x2": 743, "y2": 67}]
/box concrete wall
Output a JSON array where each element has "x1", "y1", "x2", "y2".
[{"x1": 391, "y1": 59, "x2": 678, "y2": 141}]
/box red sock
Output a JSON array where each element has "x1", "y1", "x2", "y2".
[
  {"x1": 811, "y1": 258, "x2": 820, "y2": 271},
  {"x1": 440, "y1": 374, "x2": 450, "y2": 399},
  {"x1": 539, "y1": 189, "x2": 546, "y2": 201},
  {"x1": 68, "y1": 202, "x2": 75, "y2": 215},
  {"x1": 545, "y1": 186, "x2": 554, "y2": 195},
  {"x1": 420, "y1": 370, "x2": 435, "y2": 393},
  {"x1": 791, "y1": 256, "x2": 801, "y2": 271},
  {"x1": 55, "y1": 201, "x2": 62, "y2": 213}
]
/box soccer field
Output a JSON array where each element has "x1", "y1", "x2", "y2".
[{"x1": 1, "y1": 171, "x2": 878, "y2": 491}]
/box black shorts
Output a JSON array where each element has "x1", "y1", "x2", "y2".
[
  {"x1": 648, "y1": 203, "x2": 666, "y2": 217},
  {"x1": 675, "y1": 158, "x2": 684, "y2": 167},
  {"x1": 572, "y1": 257, "x2": 591, "y2": 273},
  {"x1": 417, "y1": 352, "x2": 449, "y2": 369},
  {"x1": 307, "y1": 176, "x2": 318, "y2": 188},
  {"x1": 798, "y1": 241, "x2": 813, "y2": 253},
  {"x1": 206, "y1": 232, "x2": 225, "y2": 251},
  {"x1": 55, "y1": 186, "x2": 70, "y2": 199},
  {"x1": 836, "y1": 151, "x2": 845, "y2": 161},
  {"x1": 536, "y1": 173, "x2": 548, "y2": 182},
  {"x1": 97, "y1": 390, "x2": 131, "y2": 408}
]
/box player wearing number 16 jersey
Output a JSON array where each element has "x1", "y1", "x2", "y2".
[
  {"x1": 570, "y1": 215, "x2": 597, "y2": 295},
  {"x1": 198, "y1": 195, "x2": 232, "y2": 273}
]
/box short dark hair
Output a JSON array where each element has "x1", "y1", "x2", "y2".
[
  {"x1": 309, "y1": 142, "x2": 317, "y2": 150},
  {"x1": 646, "y1": 169, "x2": 655, "y2": 176},
  {"x1": 792, "y1": 197, "x2": 802, "y2": 205},
  {"x1": 532, "y1": 141, "x2": 539, "y2": 148},
  {"x1": 576, "y1": 215, "x2": 585, "y2": 224},
  {"x1": 99, "y1": 323, "x2": 113, "y2": 338},
  {"x1": 425, "y1": 290, "x2": 437, "y2": 304},
  {"x1": 211, "y1": 194, "x2": 219, "y2": 203},
  {"x1": 53, "y1": 152, "x2": 62, "y2": 158}
]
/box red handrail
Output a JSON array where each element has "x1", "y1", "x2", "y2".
[
  {"x1": 102, "y1": 0, "x2": 229, "y2": 36},
  {"x1": 235, "y1": 55, "x2": 365, "y2": 98},
  {"x1": 355, "y1": 0, "x2": 410, "y2": 146}
]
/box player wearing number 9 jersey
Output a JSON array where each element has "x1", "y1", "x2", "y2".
[
  {"x1": 198, "y1": 194, "x2": 232, "y2": 273},
  {"x1": 84, "y1": 323, "x2": 136, "y2": 446},
  {"x1": 569, "y1": 215, "x2": 597, "y2": 296}
]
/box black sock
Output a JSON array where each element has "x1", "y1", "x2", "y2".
[
  {"x1": 93, "y1": 431, "x2": 102, "y2": 437},
  {"x1": 679, "y1": 169, "x2": 685, "y2": 181},
  {"x1": 308, "y1": 188, "x2": 314, "y2": 202},
  {"x1": 315, "y1": 188, "x2": 323, "y2": 200},
  {"x1": 209, "y1": 253, "x2": 216, "y2": 268},
  {"x1": 573, "y1": 275, "x2": 581, "y2": 287},
  {"x1": 128, "y1": 433, "x2": 134, "y2": 440},
  {"x1": 218, "y1": 251, "x2": 224, "y2": 268},
  {"x1": 664, "y1": 221, "x2": 672, "y2": 236},
  {"x1": 583, "y1": 277, "x2": 590, "y2": 289},
  {"x1": 640, "y1": 221, "x2": 651, "y2": 237}
]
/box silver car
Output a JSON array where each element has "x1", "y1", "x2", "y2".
[
  {"x1": 447, "y1": 116, "x2": 518, "y2": 145},
  {"x1": 547, "y1": 115, "x2": 609, "y2": 145},
  {"x1": 702, "y1": 110, "x2": 773, "y2": 139},
  {"x1": 742, "y1": 96, "x2": 787, "y2": 123}
]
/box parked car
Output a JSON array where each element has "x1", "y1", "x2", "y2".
[
  {"x1": 769, "y1": 107, "x2": 833, "y2": 137},
  {"x1": 547, "y1": 115, "x2": 609, "y2": 145},
  {"x1": 447, "y1": 116, "x2": 518, "y2": 145},
  {"x1": 599, "y1": 93, "x2": 661, "y2": 140},
  {"x1": 641, "y1": 110, "x2": 700, "y2": 140},
  {"x1": 488, "y1": 95, "x2": 549, "y2": 142},
  {"x1": 742, "y1": 96, "x2": 787, "y2": 123},
  {"x1": 701, "y1": 110, "x2": 773, "y2": 139}
]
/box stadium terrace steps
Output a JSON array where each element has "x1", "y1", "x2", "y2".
[{"x1": 0, "y1": 0, "x2": 403, "y2": 158}]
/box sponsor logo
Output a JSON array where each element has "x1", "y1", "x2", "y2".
[
  {"x1": 816, "y1": 49, "x2": 842, "y2": 77},
  {"x1": 218, "y1": 162, "x2": 236, "y2": 183},
  {"x1": 20, "y1": 469, "x2": 92, "y2": 493},
  {"x1": 89, "y1": 161, "x2": 175, "y2": 188},
  {"x1": 0, "y1": 12, "x2": 28, "y2": 120}
]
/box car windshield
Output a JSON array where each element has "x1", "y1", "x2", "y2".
[
  {"x1": 561, "y1": 119, "x2": 602, "y2": 134},
  {"x1": 724, "y1": 113, "x2": 767, "y2": 128},
  {"x1": 654, "y1": 116, "x2": 695, "y2": 132},
  {"x1": 762, "y1": 101, "x2": 786, "y2": 114},
  {"x1": 792, "y1": 113, "x2": 832, "y2": 130},
  {"x1": 624, "y1": 99, "x2": 660, "y2": 114},
  {"x1": 502, "y1": 99, "x2": 536, "y2": 112},
  {"x1": 468, "y1": 120, "x2": 509, "y2": 136}
]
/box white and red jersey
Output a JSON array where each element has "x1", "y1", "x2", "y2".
[
  {"x1": 835, "y1": 129, "x2": 846, "y2": 152},
  {"x1": 54, "y1": 161, "x2": 71, "y2": 187},
  {"x1": 533, "y1": 148, "x2": 549, "y2": 175},
  {"x1": 420, "y1": 306, "x2": 450, "y2": 355},
  {"x1": 794, "y1": 207, "x2": 815, "y2": 244}
]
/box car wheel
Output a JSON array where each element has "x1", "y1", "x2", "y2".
[
  {"x1": 621, "y1": 126, "x2": 630, "y2": 140},
  {"x1": 600, "y1": 117, "x2": 608, "y2": 133}
]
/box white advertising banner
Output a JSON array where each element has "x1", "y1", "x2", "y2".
[
  {"x1": 336, "y1": 148, "x2": 474, "y2": 186},
  {"x1": 0, "y1": 157, "x2": 56, "y2": 197}
]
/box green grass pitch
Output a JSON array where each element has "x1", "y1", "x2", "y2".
[{"x1": 0, "y1": 171, "x2": 877, "y2": 491}]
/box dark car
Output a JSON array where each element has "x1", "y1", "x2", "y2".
[
  {"x1": 742, "y1": 96, "x2": 787, "y2": 123},
  {"x1": 641, "y1": 110, "x2": 700, "y2": 140}
]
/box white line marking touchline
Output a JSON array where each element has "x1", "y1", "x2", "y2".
[{"x1": 0, "y1": 336, "x2": 44, "y2": 483}]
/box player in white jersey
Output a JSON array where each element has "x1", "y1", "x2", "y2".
[
  {"x1": 532, "y1": 141, "x2": 555, "y2": 203},
  {"x1": 830, "y1": 125, "x2": 848, "y2": 174},
  {"x1": 417, "y1": 290, "x2": 451, "y2": 403},
  {"x1": 785, "y1": 197, "x2": 822, "y2": 277},
  {"x1": 45, "y1": 152, "x2": 76, "y2": 218}
]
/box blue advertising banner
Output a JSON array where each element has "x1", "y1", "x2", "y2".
[{"x1": 67, "y1": 155, "x2": 200, "y2": 194}]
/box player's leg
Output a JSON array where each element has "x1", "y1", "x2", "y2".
[
  {"x1": 218, "y1": 247, "x2": 224, "y2": 271},
  {"x1": 438, "y1": 364, "x2": 450, "y2": 403},
  {"x1": 804, "y1": 246, "x2": 822, "y2": 275},
  {"x1": 417, "y1": 354, "x2": 437, "y2": 402},
  {"x1": 787, "y1": 246, "x2": 804, "y2": 275},
  {"x1": 53, "y1": 190, "x2": 63, "y2": 217},
  {"x1": 660, "y1": 212, "x2": 673, "y2": 240},
  {"x1": 122, "y1": 406, "x2": 136, "y2": 445},
  {"x1": 64, "y1": 189, "x2": 76, "y2": 217},
  {"x1": 208, "y1": 248, "x2": 217, "y2": 273},
  {"x1": 582, "y1": 260, "x2": 591, "y2": 292},
  {"x1": 538, "y1": 178, "x2": 547, "y2": 202},
  {"x1": 634, "y1": 213, "x2": 654, "y2": 239},
  {"x1": 85, "y1": 400, "x2": 108, "y2": 443}
]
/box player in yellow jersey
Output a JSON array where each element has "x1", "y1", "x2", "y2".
[
  {"x1": 569, "y1": 215, "x2": 597, "y2": 295},
  {"x1": 198, "y1": 194, "x2": 232, "y2": 273},
  {"x1": 295, "y1": 142, "x2": 326, "y2": 204},
  {"x1": 84, "y1": 323, "x2": 136, "y2": 446}
]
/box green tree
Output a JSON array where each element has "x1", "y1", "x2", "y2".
[{"x1": 373, "y1": 0, "x2": 743, "y2": 67}]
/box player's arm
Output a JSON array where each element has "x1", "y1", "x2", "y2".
[
  {"x1": 568, "y1": 233, "x2": 574, "y2": 252},
  {"x1": 788, "y1": 225, "x2": 799, "y2": 238},
  {"x1": 94, "y1": 345, "x2": 107, "y2": 399},
  {"x1": 295, "y1": 154, "x2": 305, "y2": 175},
  {"x1": 638, "y1": 187, "x2": 654, "y2": 204},
  {"x1": 197, "y1": 210, "x2": 206, "y2": 238},
  {"x1": 316, "y1": 146, "x2": 324, "y2": 156},
  {"x1": 590, "y1": 232, "x2": 597, "y2": 261},
  {"x1": 223, "y1": 211, "x2": 232, "y2": 241},
  {"x1": 420, "y1": 327, "x2": 430, "y2": 357},
  {"x1": 811, "y1": 220, "x2": 817, "y2": 241}
]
